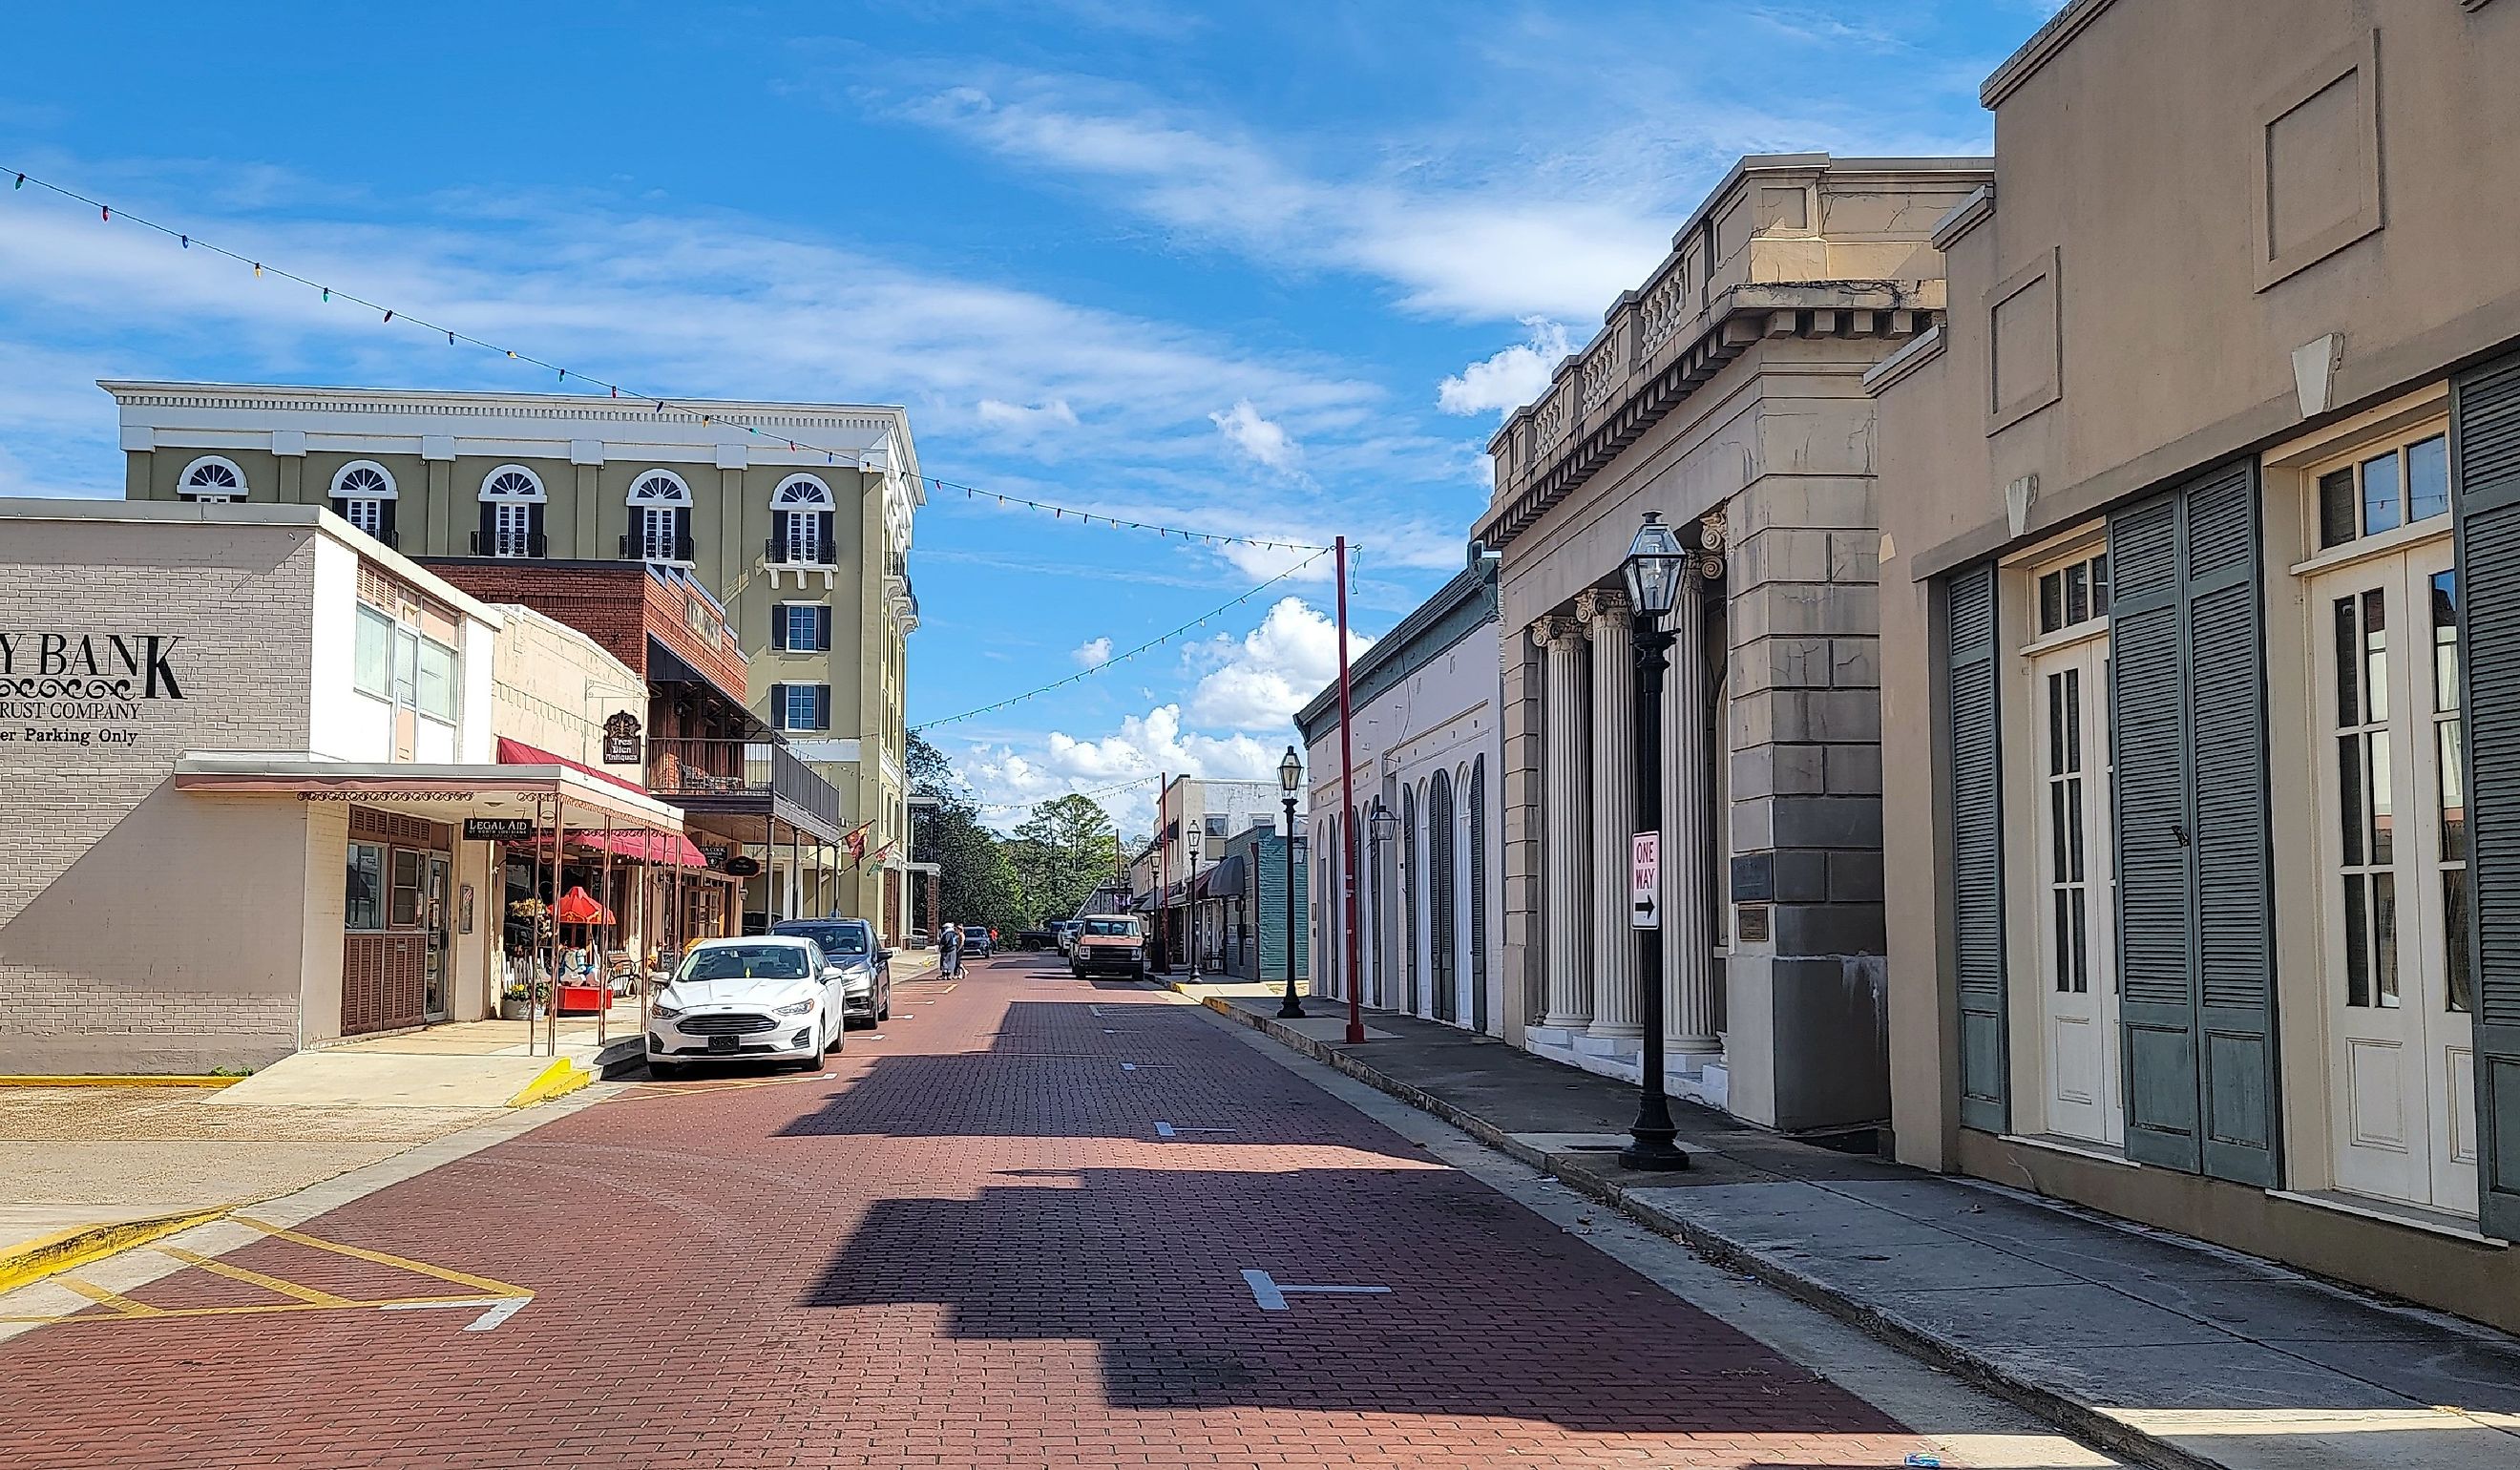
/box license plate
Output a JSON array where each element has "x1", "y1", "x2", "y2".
[{"x1": 706, "y1": 1034, "x2": 738, "y2": 1054}]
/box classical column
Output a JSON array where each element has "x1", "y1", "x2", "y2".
[
  {"x1": 1536, "y1": 615, "x2": 1593, "y2": 1030},
  {"x1": 1667, "y1": 512, "x2": 1724, "y2": 1054},
  {"x1": 1579, "y1": 588, "x2": 1640, "y2": 1039}
]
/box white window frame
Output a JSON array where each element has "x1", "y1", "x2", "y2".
[
  {"x1": 782, "y1": 682, "x2": 829, "y2": 732},
  {"x1": 777, "y1": 602, "x2": 826, "y2": 653},
  {"x1": 772, "y1": 474, "x2": 835, "y2": 566},
  {"x1": 178, "y1": 454, "x2": 247, "y2": 501}
]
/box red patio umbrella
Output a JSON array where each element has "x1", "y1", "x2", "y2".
[{"x1": 553, "y1": 885, "x2": 616, "y2": 926}]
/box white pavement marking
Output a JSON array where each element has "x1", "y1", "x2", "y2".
[
  {"x1": 380, "y1": 1295, "x2": 532, "y2": 1331},
  {"x1": 1239, "y1": 1269, "x2": 1390, "y2": 1312},
  {"x1": 1152, "y1": 1123, "x2": 1233, "y2": 1138}
]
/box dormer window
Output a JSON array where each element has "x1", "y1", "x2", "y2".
[
  {"x1": 624, "y1": 470, "x2": 694, "y2": 563},
  {"x1": 330, "y1": 460, "x2": 398, "y2": 545},
  {"x1": 768, "y1": 474, "x2": 835, "y2": 565},
  {"x1": 475, "y1": 465, "x2": 547, "y2": 558},
  {"x1": 178, "y1": 455, "x2": 247, "y2": 503}
]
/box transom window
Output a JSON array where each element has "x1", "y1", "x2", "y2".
[
  {"x1": 179, "y1": 455, "x2": 246, "y2": 501},
  {"x1": 2035, "y1": 551, "x2": 2110, "y2": 636},
  {"x1": 2319, "y1": 431, "x2": 2449, "y2": 548}
]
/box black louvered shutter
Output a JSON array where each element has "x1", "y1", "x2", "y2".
[
  {"x1": 528, "y1": 503, "x2": 547, "y2": 556},
  {"x1": 2110, "y1": 460, "x2": 2276, "y2": 1184},
  {"x1": 380, "y1": 498, "x2": 397, "y2": 546},
  {"x1": 476, "y1": 501, "x2": 495, "y2": 556},
  {"x1": 1942, "y1": 562, "x2": 2007, "y2": 1133},
  {"x1": 768, "y1": 683, "x2": 788, "y2": 730},
  {"x1": 2452, "y1": 349, "x2": 2520, "y2": 1240},
  {"x1": 815, "y1": 606, "x2": 834, "y2": 652},
  {"x1": 812, "y1": 684, "x2": 830, "y2": 731},
  {"x1": 771, "y1": 609, "x2": 789, "y2": 653}
]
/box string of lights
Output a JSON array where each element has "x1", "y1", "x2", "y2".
[
  {"x1": 961, "y1": 772, "x2": 1162, "y2": 813},
  {"x1": 912, "y1": 546, "x2": 1331, "y2": 732},
  {"x1": 2, "y1": 165, "x2": 1332, "y2": 555}
]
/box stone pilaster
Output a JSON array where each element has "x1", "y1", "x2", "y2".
[
  {"x1": 1667, "y1": 516, "x2": 1723, "y2": 1054},
  {"x1": 1537, "y1": 614, "x2": 1593, "y2": 1029},
  {"x1": 1579, "y1": 587, "x2": 1639, "y2": 1040}
]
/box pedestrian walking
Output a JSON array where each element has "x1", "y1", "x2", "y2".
[{"x1": 940, "y1": 921, "x2": 963, "y2": 979}]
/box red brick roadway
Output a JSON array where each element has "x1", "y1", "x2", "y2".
[{"x1": 0, "y1": 956, "x2": 1940, "y2": 1469}]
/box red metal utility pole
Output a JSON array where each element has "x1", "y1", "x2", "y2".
[{"x1": 1334, "y1": 536, "x2": 1365, "y2": 1045}]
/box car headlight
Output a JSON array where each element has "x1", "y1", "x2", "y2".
[
  {"x1": 775, "y1": 998, "x2": 817, "y2": 1017},
  {"x1": 654, "y1": 1001, "x2": 684, "y2": 1020}
]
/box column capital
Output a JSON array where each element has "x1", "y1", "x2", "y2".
[
  {"x1": 1697, "y1": 503, "x2": 1730, "y2": 552},
  {"x1": 1533, "y1": 613, "x2": 1586, "y2": 648},
  {"x1": 1575, "y1": 586, "x2": 1631, "y2": 627}
]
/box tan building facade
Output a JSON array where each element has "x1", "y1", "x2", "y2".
[
  {"x1": 108, "y1": 381, "x2": 923, "y2": 940},
  {"x1": 1480, "y1": 154, "x2": 1987, "y2": 1132},
  {"x1": 1872, "y1": 0, "x2": 2520, "y2": 1327}
]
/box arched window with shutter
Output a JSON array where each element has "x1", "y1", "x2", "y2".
[
  {"x1": 178, "y1": 455, "x2": 247, "y2": 503},
  {"x1": 1428, "y1": 767, "x2": 1458, "y2": 1023},
  {"x1": 770, "y1": 474, "x2": 836, "y2": 565},
  {"x1": 476, "y1": 466, "x2": 547, "y2": 558},
  {"x1": 329, "y1": 460, "x2": 397, "y2": 544},
  {"x1": 625, "y1": 470, "x2": 694, "y2": 563}
]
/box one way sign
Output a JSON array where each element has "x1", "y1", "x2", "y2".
[{"x1": 1630, "y1": 830, "x2": 1661, "y2": 930}]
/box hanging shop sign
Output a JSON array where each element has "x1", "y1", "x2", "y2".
[
  {"x1": 601, "y1": 710, "x2": 643, "y2": 766},
  {"x1": 464, "y1": 817, "x2": 539, "y2": 842},
  {"x1": 721, "y1": 854, "x2": 763, "y2": 878},
  {"x1": 0, "y1": 630, "x2": 187, "y2": 747}
]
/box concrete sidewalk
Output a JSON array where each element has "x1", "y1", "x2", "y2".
[{"x1": 1181, "y1": 979, "x2": 2520, "y2": 1470}]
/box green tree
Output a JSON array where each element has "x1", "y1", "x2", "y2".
[
  {"x1": 907, "y1": 733, "x2": 1018, "y2": 933},
  {"x1": 1011, "y1": 794, "x2": 1121, "y2": 925}
]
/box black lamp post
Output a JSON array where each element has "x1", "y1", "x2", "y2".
[
  {"x1": 1278, "y1": 745, "x2": 1306, "y2": 1018},
  {"x1": 1186, "y1": 828, "x2": 1203, "y2": 982},
  {"x1": 1620, "y1": 511, "x2": 1691, "y2": 1173}
]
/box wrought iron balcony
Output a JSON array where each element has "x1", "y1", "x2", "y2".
[
  {"x1": 621, "y1": 531, "x2": 698, "y2": 562},
  {"x1": 646, "y1": 737, "x2": 844, "y2": 837},
  {"x1": 765, "y1": 535, "x2": 838, "y2": 566},
  {"x1": 467, "y1": 531, "x2": 549, "y2": 557}
]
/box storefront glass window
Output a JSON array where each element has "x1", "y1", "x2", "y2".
[
  {"x1": 354, "y1": 606, "x2": 393, "y2": 697},
  {"x1": 346, "y1": 842, "x2": 384, "y2": 931},
  {"x1": 389, "y1": 849, "x2": 424, "y2": 928}
]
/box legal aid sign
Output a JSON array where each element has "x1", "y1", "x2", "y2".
[{"x1": 1630, "y1": 830, "x2": 1661, "y2": 930}]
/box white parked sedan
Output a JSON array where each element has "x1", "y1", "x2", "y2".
[{"x1": 647, "y1": 936, "x2": 846, "y2": 1077}]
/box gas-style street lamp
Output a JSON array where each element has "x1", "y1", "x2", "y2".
[
  {"x1": 1186, "y1": 827, "x2": 1204, "y2": 981},
  {"x1": 1619, "y1": 511, "x2": 1691, "y2": 1173},
  {"x1": 1278, "y1": 745, "x2": 1306, "y2": 1018}
]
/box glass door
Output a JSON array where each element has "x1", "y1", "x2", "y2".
[
  {"x1": 2031, "y1": 637, "x2": 2121, "y2": 1146},
  {"x1": 423, "y1": 853, "x2": 452, "y2": 1020},
  {"x1": 2310, "y1": 541, "x2": 2477, "y2": 1216}
]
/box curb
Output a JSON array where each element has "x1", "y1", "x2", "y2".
[
  {"x1": 1195, "y1": 991, "x2": 2217, "y2": 1470},
  {"x1": 0, "y1": 1075, "x2": 243, "y2": 1088},
  {"x1": 0, "y1": 1206, "x2": 238, "y2": 1296},
  {"x1": 505, "y1": 1058, "x2": 594, "y2": 1109}
]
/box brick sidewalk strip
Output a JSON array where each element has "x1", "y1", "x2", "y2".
[
  {"x1": 1186, "y1": 984, "x2": 2520, "y2": 1470},
  {"x1": 0, "y1": 956, "x2": 1941, "y2": 1469}
]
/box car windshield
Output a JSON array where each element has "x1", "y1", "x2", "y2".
[
  {"x1": 1082, "y1": 919, "x2": 1139, "y2": 937},
  {"x1": 677, "y1": 944, "x2": 811, "y2": 982},
  {"x1": 773, "y1": 922, "x2": 870, "y2": 955}
]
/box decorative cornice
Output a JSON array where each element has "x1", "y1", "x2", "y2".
[
  {"x1": 1981, "y1": 0, "x2": 2119, "y2": 110},
  {"x1": 1574, "y1": 586, "x2": 1630, "y2": 625},
  {"x1": 1861, "y1": 324, "x2": 1947, "y2": 398},
  {"x1": 1929, "y1": 185, "x2": 1996, "y2": 252}
]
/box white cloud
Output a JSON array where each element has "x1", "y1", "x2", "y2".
[
  {"x1": 976, "y1": 396, "x2": 1080, "y2": 429},
  {"x1": 1208, "y1": 398, "x2": 1302, "y2": 473},
  {"x1": 1186, "y1": 596, "x2": 1370, "y2": 732},
  {"x1": 1071, "y1": 636, "x2": 1113, "y2": 667},
  {"x1": 1438, "y1": 316, "x2": 1573, "y2": 418}
]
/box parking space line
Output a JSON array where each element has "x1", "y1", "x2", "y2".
[
  {"x1": 54, "y1": 1278, "x2": 163, "y2": 1316},
  {"x1": 230, "y1": 1217, "x2": 524, "y2": 1299},
  {"x1": 158, "y1": 1248, "x2": 353, "y2": 1307}
]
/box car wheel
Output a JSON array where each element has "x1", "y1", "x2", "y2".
[
  {"x1": 1130, "y1": 963, "x2": 1145, "y2": 981},
  {"x1": 876, "y1": 985, "x2": 892, "y2": 1021}
]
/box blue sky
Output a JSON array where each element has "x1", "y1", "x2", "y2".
[{"x1": 0, "y1": 0, "x2": 2051, "y2": 832}]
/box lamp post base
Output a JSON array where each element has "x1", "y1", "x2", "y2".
[
  {"x1": 1277, "y1": 997, "x2": 1308, "y2": 1018},
  {"x1": 1619, "y1": 1129, "x2": 1690, "y2": 1171}
]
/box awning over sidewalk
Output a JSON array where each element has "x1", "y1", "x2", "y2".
[
  {"x1": 512, "y1": 827, "x2": 709, "y2": 869},
  {"x1": 171, "y1": 751, "x2": 689, "y2": 835}
]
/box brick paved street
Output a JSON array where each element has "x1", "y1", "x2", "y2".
[{"x1": 0, "y1": 956, "x2": 1945, "y2": 1469}]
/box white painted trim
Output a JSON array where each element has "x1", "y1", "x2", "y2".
[
  {"x1": 329, "y1": 459, "x2": 398, "y2": 500},
  {"x1": 178, "y1": 453, "x2": 248, "y2": 498},
  {"x1": 2285, "y1": 516, "x2": 2452, "y2": 579},
  {"x1": 1999, "y1": 1132, "x2": 2138, "y2": 1169},
  {"x1": 2014, "y1": 620, "x2": 2108, "y2": 661},
  {"x1": 624, "y1": 468, "x2": 694, "y2": 506},
  {"x1": 1860, "y1": 325, "x2": 1944, "y2": 396},
  {"x1": 477, "y1": 464, "x2": 547, "y2": 503},
  {"x1": 771, "y1": 472, "x2": 836, "y2": 510}
]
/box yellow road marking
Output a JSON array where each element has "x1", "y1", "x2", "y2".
[
  {"x1": 1, "y1": 1292, "x2": 514, "y2": 1326},
  {"x1": 228, "y1": 1217, "x2": 525, "y2": 1298},
  {"x1": 158, "y1": 1247, "x2": 354, "y2": 1306},
  {"x1": 55, "y1": 1277, "x2": 165, "y2": 1316}
]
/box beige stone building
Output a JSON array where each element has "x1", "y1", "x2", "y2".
[
  {"x1": 108, "y1": 381, "x2": 922, "y2": 940},
  {"x1": 0, "y1": 500, "x2": 689, "y2": 1072},
  {"x1": 1871, "y1": 0, "x2": 2520, "y2": 1327},
  {"x1": 1480, "y1": 154, "x2": 1988, "y2": 1132}
]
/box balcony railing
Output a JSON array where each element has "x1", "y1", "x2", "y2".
[
  {"x1": 621, "y1": 531, "x2": 698, "y2": 562},
  {"x1": 467, "y1": 531, "x2": 548, "y2": 558},
  {"x1": 765, "y1": 535, "x2": 837, "y2": 566},
  {"x1": 646, "y1": 737, "x2": 845, "y2": 834}
]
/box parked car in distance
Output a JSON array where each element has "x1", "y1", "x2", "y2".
[
  {"x1": 648, "y1": 936, "x2": 846, "y2": 1077},
  {"x1": 1013, "y1": 927, "x2": 1053, "y2": 952},
  {"x1": 1052, "y1": 920, "x2": 1082, "y2": 956},
  {"x1": 768, "y1": 917, "x2": 892, "y2": 1026},
  {"x1": 1070, "y1": 915, "x2": 1149, "y2": 979},
  {"x1": 958, "y1": 924, "x2": 997, "y2": 958}
]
